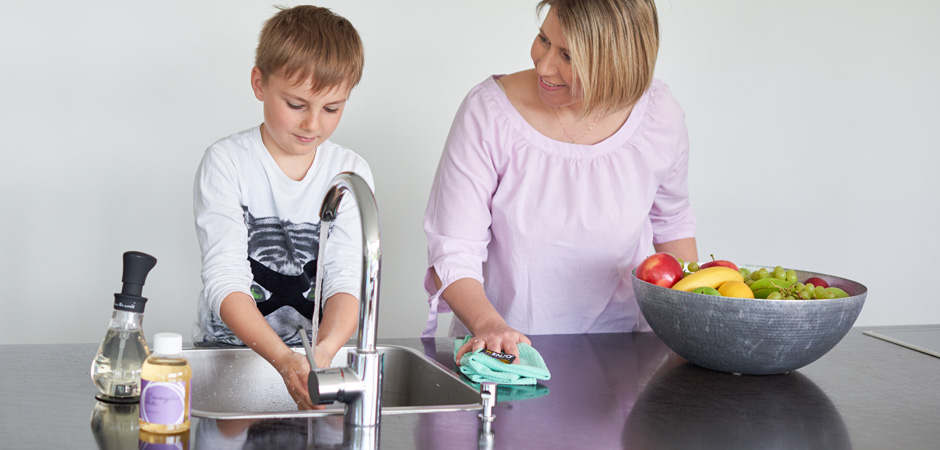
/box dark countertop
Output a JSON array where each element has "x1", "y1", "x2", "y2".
[{"x1": 2, "y1": 326, "x2": 939, "y2": 449}]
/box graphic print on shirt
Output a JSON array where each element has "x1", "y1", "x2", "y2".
[
  {"x1": 245, "y1": 207, "x2": 323, "y2": 342},
  {"x1": 199, "y1": 207, "x2": 323, "y2": 346}
]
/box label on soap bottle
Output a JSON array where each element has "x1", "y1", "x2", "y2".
[{"x1": 140, "y1": 380, "x2": 189, "y2": 425}]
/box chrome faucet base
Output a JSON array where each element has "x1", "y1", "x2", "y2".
[{"x1": 345, "y1": 351, "x2": 383, "y2": 427}]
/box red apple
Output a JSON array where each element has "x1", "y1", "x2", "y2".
[
  {"x1": 636, "y1": 253, "x2": 684, "y2": 288},
  {"x1": 699, "y1": 254, "x2": 739, "y2": 271},
  {"x1": 804, "y1": 277, "x2": 829, "y2": 288}
]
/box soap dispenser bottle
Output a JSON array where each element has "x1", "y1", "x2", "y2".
[{"x1": 91, "y1": 251, "x2": 158, "y2": 402}]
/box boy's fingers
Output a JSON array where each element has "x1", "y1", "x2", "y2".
[{"x1": 293, "y1": 388, "x2": 313, "y2": 409}]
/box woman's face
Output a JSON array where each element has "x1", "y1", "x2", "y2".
[{"x1": 530, "y1": 7, "x2": 580, "y2": 109}]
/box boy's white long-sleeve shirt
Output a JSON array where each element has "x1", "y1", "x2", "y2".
[{"x1": 193, "y1": 125, "x2": 374, "y2": 345}]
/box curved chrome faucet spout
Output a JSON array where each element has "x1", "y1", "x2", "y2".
[{"x1": 308, "y1": 172, "x2": 383, "y2": 427}]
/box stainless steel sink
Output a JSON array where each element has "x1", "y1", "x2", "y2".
[{"x1": 186, "y1": 345, "x2": 482, "y2": 419}]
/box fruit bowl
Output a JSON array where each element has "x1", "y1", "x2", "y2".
[{"x1": 632, "y1": 266, "x2": 867, "y2": 375}]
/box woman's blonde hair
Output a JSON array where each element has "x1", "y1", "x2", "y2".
[
  {"x1": 255, "y1": 5, "x2": 364, "y2": 92},
  {"x1": 537, "y1": 0, "x2": 659, "y2": 116}
]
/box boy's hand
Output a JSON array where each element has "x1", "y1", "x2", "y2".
[
  {"x1": 314, "y1": 343, "x2": 335, "y2": 370},
  {"x1": 275, "y1": 351, "x2": 318, "y2": 410}
]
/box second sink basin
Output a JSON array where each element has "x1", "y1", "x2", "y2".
[{"x1": 186, "y1": 345, "x2": 482, "y2": 419}]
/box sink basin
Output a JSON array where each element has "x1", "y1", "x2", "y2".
[{"x1": 186, "y1": 345, "x2": 482, "y2": 419}]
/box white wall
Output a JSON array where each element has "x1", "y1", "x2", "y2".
[{"x1": 1, "y1": 0, "x2": 937, "y2": 345}]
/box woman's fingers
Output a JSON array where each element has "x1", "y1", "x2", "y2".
[
  {"x1": 456, "y1": 329, "x2": 531, "y2": 365},
  {"x1": 455, "y1": 337, "x2": 492, "y2": 365},
  {"x1": 455, "y1": 340, "x2": 476, "y2": 365},
  {"x1": 520, "y1": 334, "x2": 532, "y2": 346},
  {"x1": 500, "y1": 340, "x2": 519, "y2": 360}
]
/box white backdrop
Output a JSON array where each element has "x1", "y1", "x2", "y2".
[{"x1": 2, "y1": 0, "x2": 938, "y2": 345}]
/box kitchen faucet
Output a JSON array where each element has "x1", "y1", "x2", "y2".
[{"x1": 305, "y1": 172, "x2": 383, "y2": 427}]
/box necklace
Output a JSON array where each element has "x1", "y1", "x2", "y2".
[{"x1": 553, "y1": 108, "x2": 598, "y2": 144}]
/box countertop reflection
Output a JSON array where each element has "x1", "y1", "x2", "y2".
[
  {"x1": 625, "y1": 363, "x2": 850, "y2": 449},
  {"x1": 4, "y1": 326, "x2": 940, "y2": 449}
]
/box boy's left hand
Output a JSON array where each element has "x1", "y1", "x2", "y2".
[
  {"x1": 314, "y1": 343, "x2": 334, "y2": 370},
  {"x1": 276, "y1": 351, "x2": 318, "y2": 410}
]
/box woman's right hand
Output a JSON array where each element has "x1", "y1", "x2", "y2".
[
  {"x1": 432, "y1": 274, "x2": 531, "y2": 365},
  {"x1": 455, "y1": 321, "x2": 531, "y2": 366}
]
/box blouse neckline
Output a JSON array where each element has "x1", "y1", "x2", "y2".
[{"x1": 484, "y1": 75, "x2": 651, "y2": 158}]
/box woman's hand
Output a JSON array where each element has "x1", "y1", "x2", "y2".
[
  {"x1": 273, "y1": 351, "x2": 318, "y2": 410},
  {"x1": 455, "y1": 321, "x2": 531, "y2": 366},
  {"x1": 430, "y1": 274, "x2": 531, "y2": 365}
]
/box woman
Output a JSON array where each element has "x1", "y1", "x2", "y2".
[{"x1": 423, "y1": 0, "x2": 698, "y2": 362}]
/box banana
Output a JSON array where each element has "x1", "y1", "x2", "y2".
[{"x1": 671, "y1": 267, "x2": 744, "y2": 292}]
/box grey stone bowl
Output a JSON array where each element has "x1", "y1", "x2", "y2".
[{"x1": 632, "y1": 266, "x2": 867, "y2": 375}]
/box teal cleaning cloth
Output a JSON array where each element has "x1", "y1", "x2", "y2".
[
  {"x1": 464, "y1": 381, "x2": 551, "y2": 402},
  {"x1": 454, "y1": 336, "x2": 551, "y2": 385}
]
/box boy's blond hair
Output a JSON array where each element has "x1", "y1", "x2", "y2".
[
  {"x1": 537, "y1": 0, "x2": 659, "y2": 117},
  {"x1": 255, "y1": 5, "x2": 364, "y2": 92}
]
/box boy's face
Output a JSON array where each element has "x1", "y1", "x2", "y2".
[{"x1": 251, "y1": 67, "x2": 350, "y2": 164}]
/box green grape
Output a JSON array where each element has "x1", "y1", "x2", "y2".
[
  {"x1": 745, "y1": 279, "x2": 754, "y2": 286},
  {"x1": 799, "y1": 289, "x2": 814, "y2": 300},
  {"x1": 676, "y1": 257, "x2": 685, "y2": 269},
  {"x1": 820, "y1": 290, "x2": 837, "y2": 300},
  {"x1": 805, "y1": 283, "x2": 815, "y2": 290},
  {"x1": 814, "y1": 285, "x2": 826, "y2": 298},
  {"x1": 794, "y1": 282, "x2": 806, "y2": 291},
  {"x1": 688, "y1": 262, "x2": 700, "y2": 272},
  {"x1": 739, "y1": 268, "x2": 750, "y2": 279},
  {"x1": 767, "y1": 291, "x2": 784, "y2": 300},
  {"x1": 785, "y1": 269, "x2": 797, "y2": 283},
  {"x1": 823, "y1": 287, "x2": 850, "y2": 298},
  {"x1": 784, "y1": 295, "x2": 796, "y2": 300},
  {"x1": 758, "y1": 268, "x2": 770, "y2": 279},
  {"x1": 750, "y1": 270, "x2": 762, "y2": 281}
]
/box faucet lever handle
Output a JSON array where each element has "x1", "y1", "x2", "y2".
[
  {"x1": 298, "y1": 327, "x2": 321, "y2": 405},
  {"x1": 307, "y1": 370, "x2": 320, "y2": 405},
  {"x1": 298, "y1": 327, "x2": 318, "y2": 369}
]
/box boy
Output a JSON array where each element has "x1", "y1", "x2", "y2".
[{"x1": 193, "y1": 5, "x2": 371, "y2": 410}]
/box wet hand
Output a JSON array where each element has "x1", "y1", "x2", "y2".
[
  {"x1": 275, "y1": 351, "x2": 318, "y2": 410},
  {"x1": 455, "y1": 325, "x2": 530, "y2": 366},
  {"x1": 313, "y1": 343, "x2": 335, "y2": 370}
]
